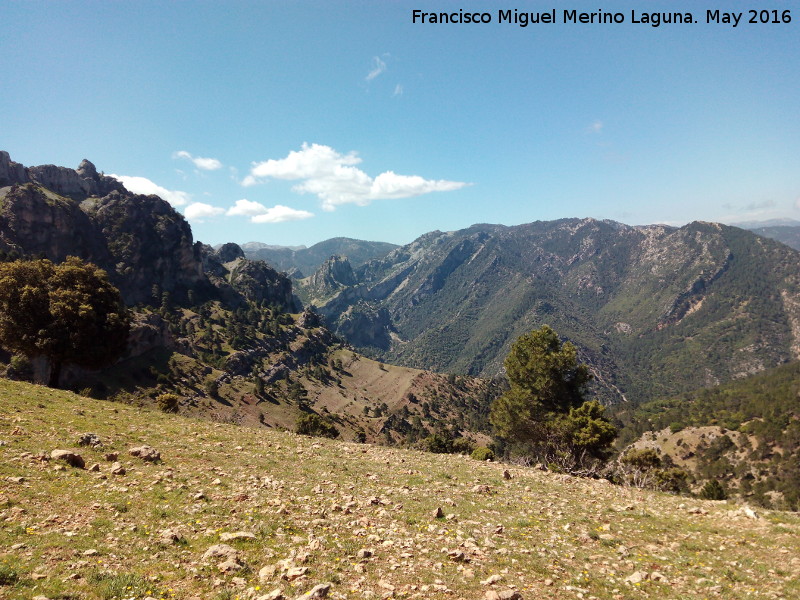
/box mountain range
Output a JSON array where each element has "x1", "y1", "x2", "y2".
[
  {"x1": 5, "y1": 151, "x2": 800, "y2": 508},
  {"x1": 298, "y1": 219, "x2": 800, "y2": 405},
  {"x1": 241, "y1": 237, "x2": 398, "y2": 277}
]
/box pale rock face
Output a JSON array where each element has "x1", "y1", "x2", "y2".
[
  {"x1": 0, "y1": 151, "x2": 29, "y2": 186},
  {"x1": 27, "y1": 158, "x2": 124, "y2": 199},
  {"x1": 308, "y1": 255, "x2": 357, "y2": 293}
]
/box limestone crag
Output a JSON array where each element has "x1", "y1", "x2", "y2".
[
  {"x1": 0, "y1": 151, "x2": 29, "y2": 186},
  {"x1": 307, "y1": 255, "x2": 356, "y2": 297},
  {"x1": 0, "y1": 151, "x2": 291, "y2": 311},
  {"x1": 228, "y1": 258, "x2": 295, "y2": 310},
  {"x1": 0, "y1": 184, "x2": 112, "y2": 264},
  {"x1": 82, "y1": 190, "x2": 207, "y2": 304}
]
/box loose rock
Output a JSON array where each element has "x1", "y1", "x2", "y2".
[
  {"x1": 129, "y1": 445, "x2": 161, "y2": 462},
  {"x1": 50, "y1": 450, "x2": 85, "y2": 469},
  {"x1": 294, "y1": 583, "x2": 331, "y2": 599}
]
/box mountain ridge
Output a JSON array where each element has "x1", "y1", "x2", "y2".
[{"x1": 300, "y1": 217, "x2": 800, "y2": 404}]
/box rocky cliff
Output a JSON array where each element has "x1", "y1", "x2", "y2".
[{"x1": 0, "y1": 152, "x2": 294, "y2": 310}]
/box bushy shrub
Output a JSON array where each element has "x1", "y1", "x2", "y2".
[
  {"x1": 204, "y1": 376, "x2": 219, "y2": 397},
  {"x1": 424, "y1": 433, "x2": 454, "y2": 454},
  {"x1": 700, "y1": 479, "x2": 728, "y2": 500},
  {"x1": 6, "y1": 354, "x2": 33, "y2": 382},
  {"x1": 451, "y1": 437, "x2": 475, "y2": 455},
  {"x1": 621, "y1": 448, "x2": 662, "y2": 470},
  {"x1": 471, "y1": 446, "x2": 495, "y2": 461},
  {"x1": 296, "y1": 413, "x2": 339, "y2": 439},
  {"x1": 156, "y1": 393, "x2": 180, "y2": 413}
]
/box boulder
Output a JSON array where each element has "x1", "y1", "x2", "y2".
[
  {"x1": 129, "y1": 445, "x2": 161, "y2": 462},
  {"x1": 50, "y1": 450, "x2": 85, "y2": 469}
]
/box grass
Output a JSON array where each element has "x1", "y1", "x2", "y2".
[{"x1": 1, "y1": 378, "x2": 799, "y2": 599}]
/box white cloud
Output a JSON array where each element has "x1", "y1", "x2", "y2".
[
  {"x1": 366, "y1": 56, "x2": 387, "y2": 81},
  {"x1": 173, "y1": 150, "x2": 223, "y2": 171},
  {"x1": 110, "y1": 174, "x2": 191, "y2": 206},
  {"x1": 393, "y1": 84, "x2": 403, "y2": 96},
  {"x1": 744, "y1": 199, "x2": 776, "y2": 211},
  {"x1": 227, "y1": 198, "x2": 269, "y2": 217},
  {"x1": 226, "y1": 199, "x2": 313, "y2": 223},
  {"x1": 243, "y1": 143, "x2": 469, "y2": 211},
  {"x1": 795, "y1": 196, "x2": 800, "y2": 210},
  {"x1": 587, "y1": 120, "x2": 604, "y2": 134},
  {"x1": 251, "y1": 205, "x2": 314, "y2": 224},
  {"x1": 184, "y1": 202, "x2": 224, "y2": 221}
]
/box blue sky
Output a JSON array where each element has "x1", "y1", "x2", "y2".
[{"x1": 2, "y1": 1, "x2": 799, "y2": 247}]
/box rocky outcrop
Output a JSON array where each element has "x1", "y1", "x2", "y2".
[
  {"x1": 308, "y1": 255, "x2": 356, "y2": 297},
  {"x1": 216, "y1": 242, "x2": 244, "y2": 263},
  {"x1": 0, "y1": 184, "x2": 112, "y2": 263},
  {"x1": 27, "y1": 158, "x2": 124, "y2": 199},
  {"x1": 0, "y1": 152, "x2": 209, "y2": 305},
  {"x1": 229, "y1": 259, "x2": 295, "y2": 310},
  {"x1": 0, "y1": 151, "x2": 29, "y2": 186},
  {"x1": 334, "y1": 301, "x2": 394, "y2": 350},
  {"x1": 83, "y1": 190, "x2": 207, "y2": 304}
]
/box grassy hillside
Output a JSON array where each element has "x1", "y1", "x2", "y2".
[{"x1": 1, "y1": 380, "x2": 799, "y2": 600}]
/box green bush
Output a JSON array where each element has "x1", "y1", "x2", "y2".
[
  {"x1": 296, "y1": 413, "x2": 339, "y2": 439},
  {"x1": 451, "y1": 437, "x2": 475, "y2": 455},
  {"x1": 621, "y1": 448, "x2": 662, "y2": 471},
  {"x1": 471, "y1": 446, "x2": 495, "y2": 461},
  {"x1": 424, "y1": 433, "x2": 454, "y2": 454},
  {"x1": 700, "y1": 479, "x2": 728, "y2": 500},
  {"x1": 654, "y1": 467, "x2": 690, "y2": 494},
  {"x1": 156, "y1": 393, "x2": 180, "y2": 413},
  {"x1": 6, "y1": 354, "x2": 33, "y2": 382},
  {"x1": 204, "y1": 376, "x2": 219, "y2": 397}
]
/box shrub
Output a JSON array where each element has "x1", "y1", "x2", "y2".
[
  {"x1": 451, "y1": 437, "x2": 475, "y2": 455},
  {"x1": 424, "y1": 433, "x2": 452, "y2": 454},
  {"x1": 204, "y1": 376, "x2": 219, "y2": 397},
  {"x1": 296, "y1": 413, "x2": 339, "y2": 439},
  {"x1": 156, "y1": 393, "x2": 180, "y2": 413},
  {"x1": 6, "y1": 354, "x2": 33, "y2": 382},
  {"x1": 471, "y1": 446, "x2": 495, "y2": 461},
  {"x1": 700, "y1": 479, "x2": 728, "y2": 500},
  {"x1": 654, "y1": 467, "x2": 690, "y2": 494},
  {"x1": 621, "y1": 448, "x2": 662, "y2": 470}
]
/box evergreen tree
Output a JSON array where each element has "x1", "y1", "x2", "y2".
[
  {"x1": 0, "y1": 257, "x2": 130, "y2": 387},
  {"x1": 490, "y1": 325, "x2": 616, "y2": 470}
]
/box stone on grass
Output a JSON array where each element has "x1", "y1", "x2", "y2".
[
  {"x1": 129, "y1": 445, "x2": 161, "y2": 462},
  {"x1": 159, "y1": 529, "x2": 183, "y2": 545},
  {"x1": 202, "y1": 543, "x2": 239, "y2": 562},
  {"x1": 284, "y1": 566, "x2": 309, "y2": 580},
  {"x1": 294, "y1": 583, "x2": 331, "y2": 599},
  {"x1": 77, "y1": 433, "x2": 102, "y2": 447},
  {"x1": 220, "y1": 531, "x2": 256, "y2": 542},
  {"x1": 625, "y1": 571, "x2": 648, "y2": 584},
  {"x1": 50, "y1": 450, "x2": 85, "y2": 469},
  {"x1": 486, "y1": 591, "x2": 523, "y2": 600},
  {"x1": 218, "y1": 558, "x2": 243, "y2": 573}
]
